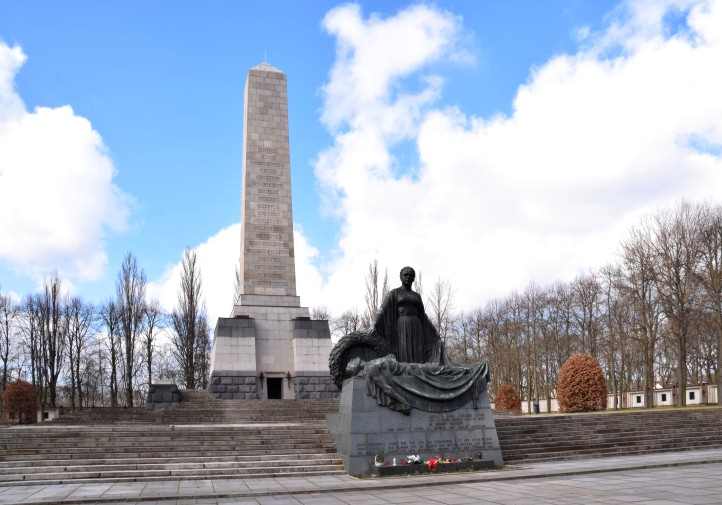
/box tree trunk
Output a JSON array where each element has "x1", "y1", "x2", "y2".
[{"x1": 678, "y1": 335, "x2": 688, "y2": 407}]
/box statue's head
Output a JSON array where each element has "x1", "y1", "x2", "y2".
[{"x1": 400, "y1": 266, "x2": 415, "y2": 288}]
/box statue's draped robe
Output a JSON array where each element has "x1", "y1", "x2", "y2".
[
  {"x1": 372, "y1": 287, "x2": 443, "y2": 364},
  {"x1": 362, "y1": 288, "x2": 489, "y2": 414},
  {"x1": 362, "y1": 355, "x2": 489, "y2": 414}
]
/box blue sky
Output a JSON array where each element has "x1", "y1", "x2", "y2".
[{"x1": 1, "y1": 0, "x2": 721, "y2": 320}]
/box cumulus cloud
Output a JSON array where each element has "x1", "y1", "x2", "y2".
[
  {"x1": 150, "y1": 0, "x2": 722, "y2": 322},
  {"x1": 0, "y1": 42, "x2": 129, "y2": 281},
  {"x1": 309, "y1": 0, "x2": 722, "y2": 315},
  {"x1": 147, "y1": 223, "x2": 324, "y2": 325}
]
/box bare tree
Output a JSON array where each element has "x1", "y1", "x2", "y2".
[
  {"x1": 696, "y1": 205, "x2": 722, "y2": 400},
  {"x1": 194, "y1": 315, "x2": 211, "y2": 389},
  {"x1": 141, "y1": 300, "x2": 163, "y2": 387},
  {"x1": 651, "y1": 203, "x2": 703, "y2": 406},
  {"x1": 100, "y1": 300, "x2": 121, "y2": 408},
  {"x1": 19, "y1": 295, "x2": 43, "y2": 395},
  {"x1": 573, "y1": 273, "x2": 603, "y2": 359},
  {"x1": 600, "y1": 265, "x2": 623, "y2": 408},
  {"x1": 332, "y1": 309, "x2": 363, "y2": 338},
  {"x1": 363, "y1": 259, "x2": 388, "y2": 329},
  {"x1": 621, "y1": 223, "x2": 663, "y2": 408},
  {"x1": 116, "y1": 253, "x2": 147, "y2": 407},
  {"x1": 66, "y1": 297, "x2": 94, "y2": 409},
  {"x1": 311, "y1": 307, "x2": 330, "y2": 321},
  {"x1": 0, "y1": 289, "x2": 18, "y2": 390},
  {"x1": 171, "y1": 248, "x2": 205, "y2": 390},
  {"x1": 38, "y1": 275, "x2": 68, "y2": 408},
  {"x1": 427, "y1": 278, "x2": 454, "y2": 343},
  {"x1": 156, "y1": 343, "x2": 181, "y2": 383}
]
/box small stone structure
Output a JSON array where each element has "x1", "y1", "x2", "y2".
[
  {"x1": 146, "y1": 384, "x2": 182, "y2": 409},
  {"x1": 209, "y1": 63, "x2": 335, "y2": 400},
  {"x1": 328, "y1": 376, "x2": 503, "y2": 476}
]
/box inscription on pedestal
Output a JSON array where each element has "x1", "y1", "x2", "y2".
[{"x1": 328, "y1": 376, "x2": 503, "y2": 476}]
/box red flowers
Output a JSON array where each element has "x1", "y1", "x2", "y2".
[{"x1": 425, "y1": 457, "x2": 439, "y2": 471}]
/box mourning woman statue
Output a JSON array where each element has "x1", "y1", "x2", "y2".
[
  {"x1": 330, "y1": 266, "x2": 489, "y2": 415},
  {"x1": 373, "y1": 266, "x2": 444, "y2": 365}
]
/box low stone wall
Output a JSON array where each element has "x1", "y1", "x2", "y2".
[
  {"x1": 209, "y1": 371, "x2": 258, "y2": 399},
  {"x1": 294, "y1": 372, "x2": 339, "y2": 400}
]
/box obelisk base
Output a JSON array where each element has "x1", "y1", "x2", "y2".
[{"x1": 209, "y1": 300, "x2": 337, "y2": 400}]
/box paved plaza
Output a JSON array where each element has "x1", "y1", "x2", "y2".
[{"x1": 2, "y1": 449, "x2": 722, "y2": 505}]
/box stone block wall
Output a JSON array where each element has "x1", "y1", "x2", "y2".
[
  {"x1": 209, "y1": 371, "x2": 258, "y2": 399},
  {"x1": 294, "y1": 372, "x2": 338, "y2": 400}
]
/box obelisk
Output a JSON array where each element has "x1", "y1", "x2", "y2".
[
  {"x1": 238, "y1": 63, "x2": 297, "y2": 303},
  {"x1": 209, "y1": 63, "x2": 336, "y2": 401}
]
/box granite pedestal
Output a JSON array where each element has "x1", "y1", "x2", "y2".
[{"x1": 328, "y1": 376, "x2": 503, "y2": 476}]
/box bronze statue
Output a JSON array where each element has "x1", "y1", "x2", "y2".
[
  {"x1": 373, "y1": 266, "x2": 443, "y2": 364},
  {"x1": 329, "y1": 266, "x2": 489, "y2": 414}
]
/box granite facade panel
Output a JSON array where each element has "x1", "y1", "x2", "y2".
[{"x1": 209, "y1": 372, "x2": 258, "y2": 400}]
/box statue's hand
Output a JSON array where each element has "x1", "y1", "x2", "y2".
[{"x1": 346, "y1": 357, "x2": 365, "y2": 376}]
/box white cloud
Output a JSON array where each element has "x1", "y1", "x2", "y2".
[
  {"x1": 0, "y1": 42, "x2": 129, "y2": 281},
  {"x1": 307, "y1": 0, "x2": 722, "y2": 315},
  {"x1": 147, "y1": 224, "x2": 239, "y2": 326},
  {"x1": 150, "y1": 0, "x2": 722, "y2": 322},
  {"x1": 147, "y1": 223, "x2": 324, "y2": 326}
]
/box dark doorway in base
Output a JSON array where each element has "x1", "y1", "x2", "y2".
[{"x1": 267, "y1": 378, "x2": 283, "y2": 399}]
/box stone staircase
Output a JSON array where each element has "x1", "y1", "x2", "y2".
[
  {"x1": 51, "y1": 391, "x2": 338, "y2": 425},
  {"x1": 0, "y1": 392, "x2": 342, "y2": 485},
  {"x1": 496, "y1": 407, "x2": 722, "y2": 463}
]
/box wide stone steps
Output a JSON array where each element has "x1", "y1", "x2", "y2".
[
  {"x1": 1, "y1": 443, "x2": 335, "y2": 454},
  {"x1": 496, "y1": 407, "x2": 722, "y2": 463},
  {"x1": 2, "y1": 447, "x2": 337, "y2": 463},
  {"x1": 502, "y1": 431, "x2": 722, "y2": 456},
  {"x1": 0, "y1": 468, "x2": 346, "y2": 486},
  {"x1": 0, "y1": 397, "x2": 343, "y2": 485},
  {"x1": 0, "y1": 455, "x2": 340, "y2": 474},
  {"x1": 0, "y1": 436, "x2": 335, "y2": 449},
  {"x1": 505, "y1": 440, "x2": 722, "y2": 463},
  {"x1": 498, "y1": 425, "x2": 722, "y2": 448},
  {"x1": 51, "y1": 398, "x2": 339, "y2": 425},
  {"x1": 0, "y1": 451, "x2": 338, "y2": 469},
  {"x1": 0, "y1": 458, "x2": 344, "y2": 483},
  {"x1": 2, "y1": 445, "x2": 336, "y2": 460}
]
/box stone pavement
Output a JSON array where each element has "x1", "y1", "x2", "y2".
[{"x1": 2, "y1": 448, "x2": 722, "y2": 505}]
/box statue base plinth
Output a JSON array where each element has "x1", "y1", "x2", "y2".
[{"x1": 327, "y1": 376, "x2": 503, "y2": 476}]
